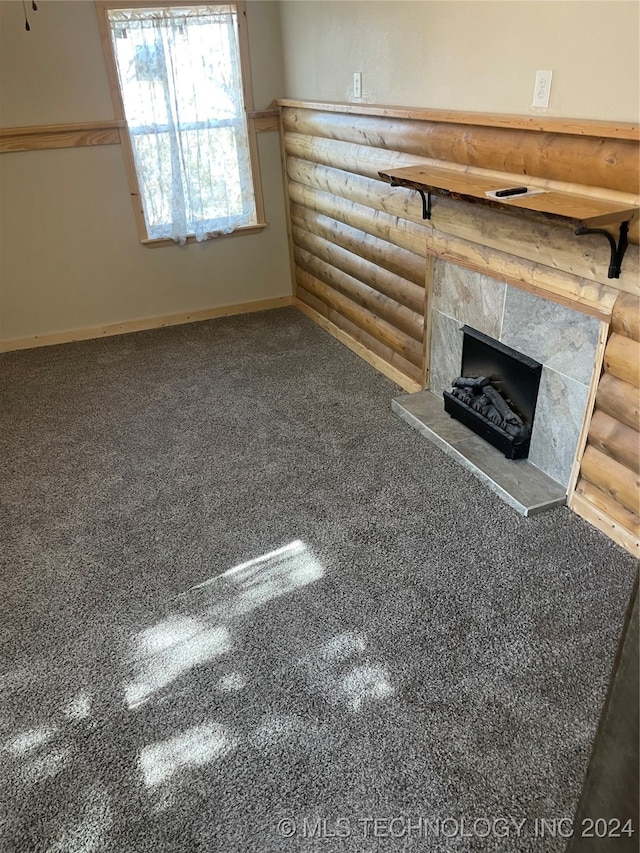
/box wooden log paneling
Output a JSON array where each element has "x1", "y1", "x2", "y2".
[
  {"x1": 292, "y1": 226, "x2": 424, "y2": 334},
  {"x1": 595, "y1": 372, "x2": 640, "y2": 433},
  {"x1": 572, "y1": 292, "x2": 640, "y2": 555},
  {"x1": 294, "y1": 254, "x2": 423, "y2": 362},
  {"x1": 295, "y1": 289, "x2": 422, "y2": 387},
  {"x1": 603, "y1": 333, "x2": 640, "y2": 388},
  {"x1": 581, "y1": 445, "x2": 640, "y2": 517},
  {"x1": 286, "y1": 134, "x2": 420, "y2": 183},
  {"x1": 421, "y1": 231, "x2": 617, "y2": 321},
  {"x1": 289, "y1": 178, "x2": 618, "y2": 318},
  {"x1": 289, "y1": 204, "x2": 425, "y2": 288},
  {"x1": 282, "y1": 108, "x2": 640, "y2": 198},
  {"x1": 296, "y1": 267, "x2": 423, "y2": 367},
  {"x1": 575, "y1": 478, "x2": 640, "y2": 538},
  {"x1": 282, "y1": 101, "x2": 638, "y2": 387},
  {"x1": 611, "y1": 292, "x2": 640, "y2": 342},
  {"x1": 285, "y1": 140, "x2": 638, "y2": 295},
  {"x1": 588, "y1": 410, "x2": 640, "y2": 473},
  {"x1": 279, "y1": 99, "x2": 639, "y2": 141},
  {"x1": 285, "y1": 133, "x2": 640, "y2": 211},
  {"x1": 289, "y1": 180, "x2": 430, "y2": 258}
]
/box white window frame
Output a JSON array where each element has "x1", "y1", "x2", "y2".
[{"x1": 95, "y1": 0, "x2": 266, "y2": 246}]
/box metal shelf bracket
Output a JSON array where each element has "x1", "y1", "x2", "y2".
[
  {"x1": 390, "y1": 180, "x2": 432, "y2": 220},
  {"x1": 417, "y1": 189, "x2": 432, "y2": 221},
  {"x1": 574, "y1": 220, "x2": 630, "y2": 279}
]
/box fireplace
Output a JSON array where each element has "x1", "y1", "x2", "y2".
[
  {"x1": 392, "y1": 261, "x2": 601, "y2": 512},
  {"x1": 443, "y1": 326, "x2": 543, "y2": 460}
]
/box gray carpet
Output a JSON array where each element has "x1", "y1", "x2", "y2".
[{"x1": 0, "y1": 306, "x2": 636, "y2": 853}]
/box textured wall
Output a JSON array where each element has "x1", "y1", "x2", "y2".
[
  {"x1": 278, "y1": 1, "x2": 640, "y2": 122},
  {"x1": 0, "y1": 1, "x2": 290, "y2": 343}
]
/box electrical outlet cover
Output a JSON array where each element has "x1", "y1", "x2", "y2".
[
  {"x1": 353, "y1": 71, "x2": 362, "y2": 99},
  {"x1": 532, "y1": 70, "x2": 552, "y2": 109}
]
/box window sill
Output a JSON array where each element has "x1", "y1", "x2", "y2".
[{"x1": 140, "y1": 221, "x2": 268, "y2": 248}]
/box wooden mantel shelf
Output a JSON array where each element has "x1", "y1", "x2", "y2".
[
  {"x1": 379, "y1": 163, "x2": 638, "y2": 278},
  {"x1": 378, "y1": 164, "x2": 637, "y2": 228}
]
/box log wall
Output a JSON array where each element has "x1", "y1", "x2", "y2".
[
  {"x1": 571, "y1": 292, "x2": 640, "y2": 557},
  {"x1": 279, "y1": 101, "x2": 639, "y2": 392},
  {"x1": 279, "y1": 100, "x2": 639, "y2": 554}
]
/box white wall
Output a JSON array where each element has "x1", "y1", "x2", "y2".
[
  {"x1": 0, "y1": 1, "x2": 291, "y2": 343},
  {"x1": 278, "y1": 0, "x2": 640, "y2": 122}
]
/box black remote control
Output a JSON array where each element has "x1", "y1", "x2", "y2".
[{"x1": 494, "y1": 186, "x2": 528, "y2": 197}]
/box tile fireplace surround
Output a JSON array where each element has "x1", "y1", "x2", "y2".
[{"x1": 394, "y1": 260, "x2": 602, "y2": 515}]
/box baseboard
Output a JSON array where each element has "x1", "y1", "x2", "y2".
[
  {"x1": 0, "y1": 296, "x2": 293, "y2": 353},
  {"x1": 570, "y1": 492, "x2": 640, "y2": 559},
  {"x1": 293, "y1": 298, "x2": 422, "y2": 394}
]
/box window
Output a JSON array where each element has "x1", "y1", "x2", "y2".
[{"x1": 97, "y1": 1, "x2": 263, "y2": 245}]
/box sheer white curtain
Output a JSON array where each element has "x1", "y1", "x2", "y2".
[{"x1": 107, "y1": 5, "x2": 256, "y2": 244}]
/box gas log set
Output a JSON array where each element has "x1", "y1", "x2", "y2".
[
  {"x1": 442, "y1": 326, "x2": 542, "y2": 460},
  {"x1": 449, "y1": 376, "x2": 530, "y2": 442}
]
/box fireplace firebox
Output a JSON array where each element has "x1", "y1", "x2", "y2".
[{"x1": 443, "y1": 326, "x2": 543, "y2": 459}]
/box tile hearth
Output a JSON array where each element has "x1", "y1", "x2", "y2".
[{"x1": 392, "y1": 390, "x2": 567, "y2": 516}]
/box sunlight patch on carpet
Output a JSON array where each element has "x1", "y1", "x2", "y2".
[
  {"x1": 125, "y1": 619, "x2": 231, "y2": 709},
  {"x1": 62, "y1": 691, "x2": 92, "y2": 721},
  {"x1": 190, "y1": 539, "x2": 325, "y2": 617},
  {"x1": 300, "y1": 632, "x2": 396, "y2": 712},
  {"x1": 4, "y1": 725, "x2": 58, "y2": 756},
  {"x1": 337, "y1": 664, "x2": 395, "y2": 711},
  {"x1": 140, "y1": 722, "x2": 239, "y2": 788}
]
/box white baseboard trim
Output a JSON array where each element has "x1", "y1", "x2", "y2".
[{"x1": 0, "y1": 296, "x2": 293, "y2": 353}]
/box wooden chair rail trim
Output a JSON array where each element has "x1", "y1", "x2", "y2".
[
  {"x1": 0, "y1": 109, "x2": 279, "y2": 155},
  {"x1": 276, "y1": 99, "x2": 639, "y2": 141},
  {"x1": 0, "y1": 120, "x2": 125, "y2": 153},
  {"x1": 0, "y1": 114, "x2": 277, "y2": 135},
  {"x1": 251, "y1": 112, "x2": 280, "y2": 133}
]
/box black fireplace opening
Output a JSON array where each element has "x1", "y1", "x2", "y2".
[{"x1": 443, "y1": 326, "x2": 543, "y2": 459}]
